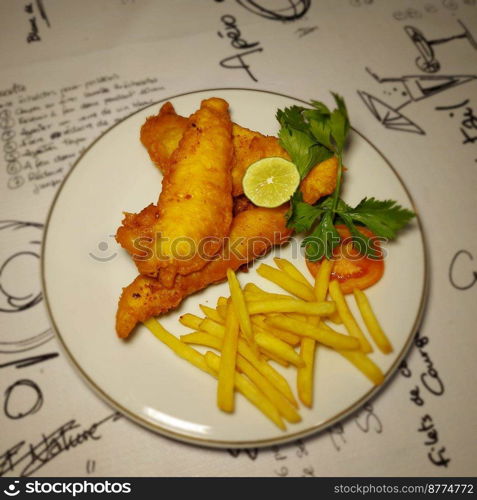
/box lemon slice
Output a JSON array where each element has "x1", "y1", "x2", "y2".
[{"x1": 242, "y1": 157, "x2": 300, "y2": 208}]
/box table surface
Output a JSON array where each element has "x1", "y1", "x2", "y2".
[{"x1": 0, "y1": 0, "x2": 476, "y2": 477}]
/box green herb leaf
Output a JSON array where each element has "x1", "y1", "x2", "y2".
[
  {"x1": 276, "y1": 94, "x2": 414, "y2": 262},
  {"x1": 310, "y1": 100, "x2": 331, "y2": 115},
  {"x1": 347, "y1": 197, "x2": 415, "y2": 240},
  {"x1": 338, "y1": 213, "x2": 378, "y2": 258},
  {"x1": 278, "y1": 127, "x2": 321, "y2": 178},
  {"x1": 331, "y1": 93, "x2": 349, "y2": 132},
  {"x1": 277, "y1": 106, "x2": 333, "y2": 178},
  {"x1": 286, "y1": 192, "x2": 324, "y2": 232},
  {"x1": 303, "y1": 211, "x2": 341, "y2": 261},
  {"x1": 330, "y1": 109, "x2": 347, "y2": 154},
  {"x1": 276, "y1": 106, "x2": 308, "y2": 133},
  {"x1": 304, "y1": 110, "x2": 334, "y2": 151}
]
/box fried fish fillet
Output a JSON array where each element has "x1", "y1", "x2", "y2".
[
  {"x1": 140, "y1": 102, "x2": 188, "y2": 173},
  {"x1": 300, "y1": 156, "x2": 338, "y2": 204},
  {"x1": 116, "y1": 206, "x2": 292, "y2": 338},
  {"x1": 116, "y1": 98, "x2": 234, "y2": 286},
  {"x1": 231, "y1": 124, "x2": 290, "y2": 196},
  {"x1": 140, "y1": 104, "x2": 337, "y2": 200},
  {"x1": 232, "y1": 194, "x2": 255, "y2": 215}
]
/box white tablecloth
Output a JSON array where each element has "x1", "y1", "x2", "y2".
[{"x1": 0, "y1": 0, "x2": 476, "y2": 477}]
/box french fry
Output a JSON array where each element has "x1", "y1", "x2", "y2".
[
  {"x1": 156, "y1": 247, "x2": 389, "y2": 423},
  {"x1": 245, "y1": 283, "x2": 287, "y2": 296},
  {"x1": 227, "y1": 269, "x2": 257, "y2": 353},
  {"x1": 274, "y1": 258, "x2": 323, "y2": 407},
  {"x1": 297, "y1": 337, "x2": 316, "y2": 408},
  {"x1": 251, "y1": 316, "x2": 300, "y2": 346},
  {"x1": 236, "y1": 356, "x2": 301, "y2": 423},
  {"x1": 239, "y1": 345, "x2": 296, "y2": 406},
  {"x1": 313, "y1": 259, "x2": 344, "y2": 322},
  {"x1": 314, "y1": 258, "x2": 334, "y2": 302},
  {"x1": 337, "y1": 350, "x2": 384, "y2": 385},
  {"x1": 285, "y1": 312, "x2": 308, "y2": 321},
  {"x1": 144, "y1": 319, "x2": 213, "y2": 375},
  {"x1": 181, "y1": 332, "x2": 300, "y2": 422},
  {"x1": 247, "y1": 299, "x2": 335, "y2": 316},
  {"x1": 270, "y1": 256, "x2": 328, "y2": 408},
  {"x1": 185, "y1": 325, "x2": 297, "y2": 407},
  {"x1": 308, "y1": 259, "x2": 333, "y2": 319},
  {"x1": 285, "y1": 312, "x2": 319, "y2": 328},
  {"x1": 200, "y1": 318, "x2": 226, "y2": 338},
  {"x1": 217, "y1": 303, "x2": 240, "y2": 412},
  {"x1": 255, "y1": 332, "x2": 304, "y2": 367},
  {"x1": 257, "y1": 264, "x2": 316, "y2": 302},
  {"x1": 243, "y1": 282, "x2": 263, "y2": 294},
  {"x1": 181, "y1": 331, "x2": 222, "y2": 350},
  {"x1": 244, "y1": 284, "x2": 300, "y2": 308},
  {"x1": 266, "y1": 315, "x2": 360, "y2": 351},
  {"x1": 265, "y1": 329, "x2": 301, "y2": 347},
  {"x1": 249, "y1": 318, "x2": 274, "y2": 338},
  {"x1": 260, "y1": 349, "x2": 290, "y2": 368},
  {"x1": 204, "y1": 352, "x2": 285, "y2": 430},
  {"x1": 302, "y1": 325, "x2": 321, "y2": 406},
  {"x1": 328, "y1": 280, "x2": 373, "y2": 353},
  {"x1": 217, "y1": 304, "x2": 228, "y2": 320},
  {"x1": 146, "y1": 320, "x2": 297, "y2": 428},
  {"x1": 318, "y1": 322, "x2": 384, "y2": 385},
  {"x1": 179, "y1": 313, "x2": 204, "y2": 331},
  {"x1": 328, "y1": 311, "x2": 344, "y2": 325},
  {"x1": 306, "y1": 257, "x2": 326, "y2": 403},
  {"x1": 217, "y1": 296, "x2": 228, "y2": 308},
  {"x1": 147, "y1": 320, "x2": 289, "y2": 430},
  {"x1": 244, "y1": 291, "x2": 291, "y2": 302},
  {"x1": 353, "y1": 288, "x2": 393, "y2": 354},
  {"x1": 273, "y1": 257, "x2": 313, "y2": 288},
  {"x1": 199, "y1": 304, "x2": 224, "y2": 324}
]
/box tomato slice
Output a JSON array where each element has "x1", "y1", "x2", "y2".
[{"x1": 306, "y1": 225, "x2": 384, "y2": 294}]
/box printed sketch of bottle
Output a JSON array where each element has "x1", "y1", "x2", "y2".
[{"x1": 404, "y1": 19, "x2": 477, "y2": 73}]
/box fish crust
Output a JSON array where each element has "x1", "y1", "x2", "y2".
[
  {"x1": 116, "y1": 206, "x2": 292, "y2": 338},
  {"x1": 140, "y1": 106, "x2": 337, "y2": 200},
  {"x1": 116, "y1": 98, "x2": 234, "y2": 285}
]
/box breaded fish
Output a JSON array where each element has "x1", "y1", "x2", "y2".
[
  {"x1": 232, "y1": 194, "x2": 255, "y2": 216},
  {"x1": 116, "y1": 98, "x2": 234, "y2": 286},
  {"x1": 116, "y1": 206, "x2": 292, "y2": 338},
  {"x1": 231, "y1": 124, "x2": 289, "y2": 196},
  {"x1": 140, "y1": 106, "x2": 337, "y2": 201},
  {"x1": 300, "y1": 156, "x2": 338, "y2": 204},
  {"x1": 140, "y1": 102, "x2": 188, "y2": 174}
]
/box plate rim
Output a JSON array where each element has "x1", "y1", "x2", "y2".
[{"x1": 41, "y1": 87, "x2": 429, "y2": 449}]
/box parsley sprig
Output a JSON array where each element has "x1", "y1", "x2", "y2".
[{"x1": 276, "y1": 94, "x2": 415, "y2": 260}]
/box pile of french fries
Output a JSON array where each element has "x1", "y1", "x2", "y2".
[{"x1": 143, "y1": 257, "x2": 393, "y2": 431}]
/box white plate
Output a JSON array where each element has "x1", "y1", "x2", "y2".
[{"x1": 42, "y1": 89, "x2": 428, "y2": 448}]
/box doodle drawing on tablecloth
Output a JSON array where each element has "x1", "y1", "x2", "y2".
[
  {"x1": 404, "y1": 19, "x2": 477, "y2": 73},
  {"x1": 358, "y1": 68, "x2": 477, "y2": 135},
  {"x1": 0, "y1": 220, "x2": 53, "y2": 353},
  {"x1": 235, "y1": 0, "x2": 311, "y2": 21},
  {"x1": 436, "y1": 98, "x2": 477, "y2": 141}
]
